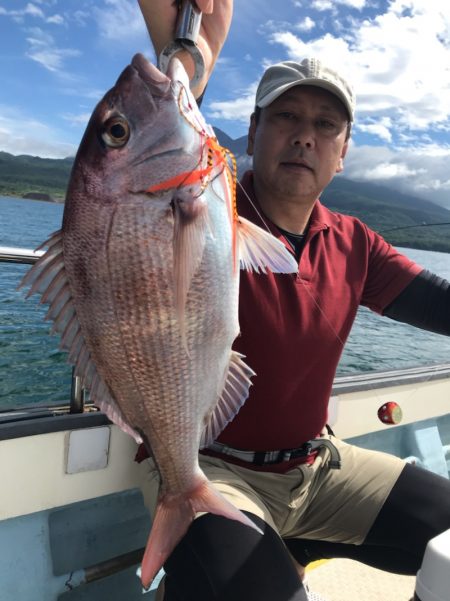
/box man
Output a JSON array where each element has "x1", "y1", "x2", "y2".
[{"x1": 138, "y1": 2, "x2": 450, "y2": 600}]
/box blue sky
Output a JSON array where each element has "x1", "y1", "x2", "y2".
[{"x1": 1, "y1": 0, "x2": 450, "y2": 208}]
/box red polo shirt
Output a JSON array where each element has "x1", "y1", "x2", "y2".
[{"x1": 210, "y1": 171, "x2": 422, "y2": 462}]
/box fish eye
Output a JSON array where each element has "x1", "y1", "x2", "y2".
[{"x1": 101, "y1": 116, "x2": 130, "y2": 148}]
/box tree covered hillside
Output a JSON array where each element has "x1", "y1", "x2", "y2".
[
  {"x1": 1, "y1": 145, "x2": 449, "y2": 253},
  {"x1": 0, "y1": 151, "x2": 72, "y2": 201}
]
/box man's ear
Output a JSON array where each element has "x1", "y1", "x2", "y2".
[
  {"x1": 247, "y1": 113, "x2": 256, "y2": 156},
  {"x1": 336, "y1": 141, "x2": 349, "y2": 174}
]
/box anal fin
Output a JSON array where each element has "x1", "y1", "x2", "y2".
[{"x1": 200, "y1": 351, "x2": 255, "y2": 449}]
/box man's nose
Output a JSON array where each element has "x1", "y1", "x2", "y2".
[{"x1": 290, "y1": 119, "x2": 315, "y2": 148}]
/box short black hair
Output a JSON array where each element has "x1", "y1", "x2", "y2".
[{"x1": 253, "y1": 106, "x2": 262, "y2": 125}]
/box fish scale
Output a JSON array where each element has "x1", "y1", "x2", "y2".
[{"x1": 67, "y1": 192, "x2": 238, "y2": 486}]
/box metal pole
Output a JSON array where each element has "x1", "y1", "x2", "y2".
[
  {"x1": 62, "y1": 547, "x2": 145, "y2": 592},
  {"x1": 69, "y1": 371, "x2": 85, "y2": 414},
  {"x1": 84, "y1": 548, "x2": 145, "y2": 583},
  {"x1": 0, "y1": 246, "x2": 43, "y2": 264}
]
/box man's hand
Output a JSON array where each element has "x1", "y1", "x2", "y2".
[{"x1": 138, "y1": 0, "x2": 233, "y2": 99}]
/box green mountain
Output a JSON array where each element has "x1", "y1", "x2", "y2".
[
  {"x1": 1, "y1": 136, "x2": 450, "y2": 253},
  {"x1": 321, "y1": 177, "x2": 450, "y2": 253},
  {"x1": 0, "y1": 151, "x2": 72, "y2": 201},
  {"x1": 213, "y1": 129, "x2": 450, "y2": 253}
]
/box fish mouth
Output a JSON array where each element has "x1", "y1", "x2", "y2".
[{"x1": 131, "y1": 53, "x2": 171, "y2": 97}]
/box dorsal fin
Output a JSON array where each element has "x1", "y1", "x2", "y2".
[{"x1": 19, "y1": 232, "x2": 142, "y2": 444}]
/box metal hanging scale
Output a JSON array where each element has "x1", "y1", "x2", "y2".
[{"x1": 158, "y1": 0, "x2": 205, "y2": 89}]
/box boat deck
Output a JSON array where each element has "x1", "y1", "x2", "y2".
[{"x1": 306, "y1": 558, "x2": 416, "y2": 601}]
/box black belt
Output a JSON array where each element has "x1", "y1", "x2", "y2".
[{"x1": 207, "y1": 438, "x2": 341, "y2": 469}]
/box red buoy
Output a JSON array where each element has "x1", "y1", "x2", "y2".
[{"x1": 378, "y1": 402, "x2": 403, "y2": 425}]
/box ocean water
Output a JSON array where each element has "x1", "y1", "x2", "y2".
[
  {"x1": 0, "y1": 196, "x2": 69, "y2": 408},
  {"x1": 1, "y1": 195, "x2": 449, "y2": 410}
]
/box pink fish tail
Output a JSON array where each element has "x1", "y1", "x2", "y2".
[
  {"x1": 140, "y1": 480, "x2": 262, "y2": 588},
  {"x1": 190, "y1": 479, "x2": 262, "y2": 531}
]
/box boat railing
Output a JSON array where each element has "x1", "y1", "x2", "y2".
[
  {"x1": 0, "y1": 245, "x2": 85, "y2": 415},
  {"x1": 333, "y1": 363, "x2": 450, "y2": 394},
  {"x1": 0, "y1": 245, "x2": 45, "y2": 264},
  {"x1": 2, "y1": 244, "x2": 450, "y2": 419}
]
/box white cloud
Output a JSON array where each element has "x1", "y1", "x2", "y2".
[
  {"x1": 296, "y1": 17, "x2": 315, "y2": 32},
  {"x1": 344, "y1": 143, "x2": 450, "y2": 208},
  {"x1": 0, "y1": 2, "x2": 62, "y2": 24},
  {"x1": 358, "y1": 117, "x2": 393, "y2": 142},
  {"x1": 26, "y1": 47, "x2": 80, "y2": 72},
  {"x1": 94, "y1": 0, "x2": 146, "y2": 44},
  {"x1": 264, "y1": 2, "x2": 450, "y2": 144},
  {"x1": 207, "y1": 83, "x2": 258, "y2": 124},
  {"x1": 24, "y1": 3, "x2": 45, "y2": 18},
  {"x1": 335, "y1": 0, "x2": 367, "y2": 8},
  {"x1": 358, "y1": 161, "x2": 419, "y2": 180},
  {"x1": 234, "y1": 0, "x2": 284, "y2": 28},
  {"x1": 311, "y1": 0, "x2": 366, "y2": 10},
  {"x1": 25, "y1": 27, "x2": 80, "y2": 72},
  {"x1": 2, "y1": 0, "x2": 450, "y2": 212},
  {"x1": 61, "y1": 112, "x2": 92, "y2": 127},
  {"x1": 46, "y1": 14, "x2": 64, "y2": 25},
  {"x1": 71, "y1": 10, "x2": 90, "y2": 27},
  {"x1": 60, "y1": 87, "x2": 104, "y2": 102},
  {"x1": 206, "y1": 0, "x2": 450, "y2": 212},
  {"x1": 311, "y1": 0, "x2": 333, "y2": 11},
  {"x1": 0, "y1": 107, "x2": 77, "y2": 158}
]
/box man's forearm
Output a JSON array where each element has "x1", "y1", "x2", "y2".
[{"x1": 383, "y1": 269, "x2": 450, "y2": 336}]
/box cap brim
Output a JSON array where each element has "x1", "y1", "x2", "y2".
[{"x1": 257, "y1": 78, "x2": 353, "y2": 121}]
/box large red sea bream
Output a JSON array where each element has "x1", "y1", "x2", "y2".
[{"x1": 20, "y1": 54, "x2": 298, "y2": 587}]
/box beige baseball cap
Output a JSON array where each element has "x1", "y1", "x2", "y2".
[{"x1": 255, "y1": 58, "x2": 355, "y2": 122}]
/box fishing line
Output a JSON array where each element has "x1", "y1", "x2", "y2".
[
  {"x1": 178, "y1": 79, "x2": 443, "y2": 424},
  {"x1": 380, "y1": 222, "x2": 450, "y2": 234},
  {"x1": 235, "y1": 178, "x2": 446, "y2": 421},
  {"x1": 377, "y1": 223, "x2": 450, "y2": 410},
  {"x1": 236, "y1": 180, "x2": 272, "y2": 235},
  {"x1": 236, "y1": 179, "x2": 347, "y2": 350}
]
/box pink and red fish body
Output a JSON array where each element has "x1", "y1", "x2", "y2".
[{"x1": 21, "y1": 54, "x2": 298, "y2": 588}]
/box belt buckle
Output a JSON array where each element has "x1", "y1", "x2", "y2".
[
  {"x1": 289, "y1": 442, "x2": 312, "y2": 461},
  {"x1": 303, "y1": 442, "x2": 313, "y2": 455},
  {"x1": 279, "y1": 443, "x2": 311, "y2": 463}
]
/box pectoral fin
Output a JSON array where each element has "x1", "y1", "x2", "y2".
[
  {"x1": 172, "y1": 196, "x2": 209, "y2": 353},
  {"x1": 237, "y1": 216, "x2": 298, "y2": 274}
]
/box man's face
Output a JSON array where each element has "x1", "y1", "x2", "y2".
[{"x1": 247, "y1": 85, "x2": 350, "y2": 206}]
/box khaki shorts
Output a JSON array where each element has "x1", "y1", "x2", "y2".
[{"x1": 139, "y1": 436, "x2": 405, "y2": 545}]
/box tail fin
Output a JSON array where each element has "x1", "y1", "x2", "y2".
[{"x1": 140, "y1": 479, "x2": 262, "y2": 588}]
